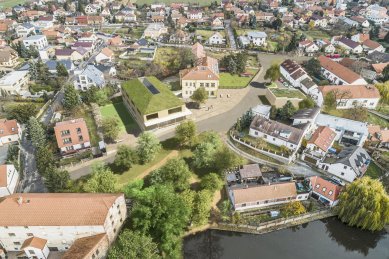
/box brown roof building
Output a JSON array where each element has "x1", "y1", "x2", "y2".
[
  {"x1": 54, "y1": 118, "x2": 91, "y2": 155},
  {"x1": 63, "y1": 234, "x2": 109, "y2": 259},
  {"x1": 310, "y1": 176, "x2": 342, "y2": 206},
  {"x1": 320, "y1": 84, "x2": 380, "y2": 100},
  {"x1": 0, "y1": 119, "x2": 20, "y2": 145},
  {"x1": 308, "y1": 126, "x2": 336, "y2": 152}
]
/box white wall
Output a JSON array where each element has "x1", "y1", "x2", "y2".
[
  {"x1": 336, "y1": 97, "x2": 379, "y2": 109},
  {"x1": 249, "y1": 128, "x2": 300, "y2": 150},
  {"x1": 318, "y1": 162, "x2": 356, "y2": 184}
]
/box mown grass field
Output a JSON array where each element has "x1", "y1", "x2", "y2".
[
  {"x1": 100, "y1": 101, "x2": 139, "y2": 134},
  {"x1": 219, "y1": 69, "x2": 258, "y2": 89},
  {"x1": 271, "y1": 88, "x2": 306, "y2": 99},
  {"x1": 0, "y1": 0, "x2": 25, "y2": 8}
]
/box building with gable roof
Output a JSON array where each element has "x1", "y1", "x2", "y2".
[
  {"x1": 309, "y1": 176, "x2": 342, "y2": 206},
  {"x1": 74, "y1": 65, "x2": 105, "y2": 91}
]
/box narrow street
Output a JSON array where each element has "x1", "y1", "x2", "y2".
[
  {"x1": 225, "y1": 20, "x2": 237, "y2": 50},
  {"x1": 17, "y1": 134, "x2": 47, "y2": 193}
]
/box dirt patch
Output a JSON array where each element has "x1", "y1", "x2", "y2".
[{"x1": 134, "y1": 150, "x2": 179, "y2": 179}]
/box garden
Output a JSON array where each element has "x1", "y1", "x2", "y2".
[
  {"x1": 219, "y1": 68, "x2": 258, "y2": 89},
  {"x1": 270, "y1": 88, "x2": 306, "y2": 99}
]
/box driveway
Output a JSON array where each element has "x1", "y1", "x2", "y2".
[{"x1": 225, "y1": 20, "x2": 237, "y2": 50}]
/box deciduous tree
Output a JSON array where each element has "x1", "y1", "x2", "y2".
[
  {"x1": 113, "y1": 145, "x2": 137, "y2": 172},
  {"x1": 191, "y1": 87, "x2": 208, "y2": 108},
  {"x1": 108, "y1": 230, "x2": 160, "y2": 259},
  {"x1": 44, "y1": 167, "x2": 70, "y2": 192},
  {"x1": 102, "y1": 117, "x2": 120, "y2": 142},
  {"x1": 137, "y1": 132, "x2": 161, "y2": 164},
  {"x1": 200, "y1": 173, "x2": 224, "y2": 192},
  {"x1": 337, "y1": 177, "x2": 389, "y2": 231},
  {"x1": 264, "y1": 64, "x2": 281, "y2": 83},
  {"x1": 83, "y1": 164, "x2": 117, "y2": 193},
  {"x1": 56, "y1": 62, "x2": 69, "y2": 77},
  {"x1": 175, "y1": 120, "x2": 196, "y2": 147},
  {"x1": 27, "y1": 117, "x2": 46, "y2": 149}
]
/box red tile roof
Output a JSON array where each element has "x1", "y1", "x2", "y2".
[
  {"x1": 318, "y1": 56, "x2": 362, "y2": 84},
  {"x1": 310, "y1": 176, "x2": 342, "y2": 202},
  {"x1": 54, "y1": 118, "x2": 90, "y2": 149},
  {"x1": 320, "y1": 84, "x2": 381, "y2": 100},
  {"x1": 0, "y1": 119, "x2": 19, "y2": 138},
  {"x1": 308, "y1": 126, "x2": 336, "y2": 152}
]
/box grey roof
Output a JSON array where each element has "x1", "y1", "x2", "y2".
[
  {"x1": 300, "y1": 78, "x2": 316, "y2": 89},
  {"x1": 80, "y1": 65, "x2": 104, "y2": 86},
  {"x1": 55, "y1": 49, "x2": 74, "y2": 56},
  {"x1": 21, "y1": 23, "x2": 34, "y2": 29},
  {"x1": 247, "y1": 31, "x2": 267, "y2": 38},
  {"x1": 291, "y1": 107, "x2": 320, "y2": 120},
  {"x1": 366, "y1": 51, "x2": 389, "y2": 63},
  {"x1": 45, "y1": 60, "x2": 73, "y2": 71},
  {"x1": 338, "y1": 37, "x2": 360, "y2": 49},
  {"x1": 332, "y1": 146, "x2": 370, "y2": 176},
  {"x1": 25, "y1": 35, "x2": 46, "y2": 41},
  {"x1": 239, "y1": 164, "x2": 262, "y2": 179}
]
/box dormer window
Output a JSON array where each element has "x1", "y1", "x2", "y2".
[
  {"x1": 322, "y1": 187, "x2": 326, "y2": 192},
  {"x1": 315, "y1": 184, "x2": 320, "y2": 189},
  {"x1": 328, "y1": 191, "x2": 333, "y2": 196}
]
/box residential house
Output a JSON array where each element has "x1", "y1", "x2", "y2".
[
  {"x1": 0, "y1": 48, "x2": 18, "y2": 68},
  {"x1": 187, "y1": 10, "x2": 203, "y2": 20},
  {"x1": 16, "y1": 23, "x2": 35, "y2": 38},
  {"x1": 45, "y1": 60, "x2": 74, "y2": 74},
  {"x1": 54, "y1": 118, "x2": 91, "y2": 155},
  {"x1": 372, "y1": 62, "x2": 389, "y2": 77},
  {"x1": 211, "y1": 17, "x2": 224, "y2": 30},
  {"x1": 121, "y1": 77, "x2": 191, "y2": 131},
  {"x1": 0, "y1": 70, "x2": 30, "y2": 96},
  {"x1": 108, "y1": 36, "x2": 123, "y2": 47},
  {"x1": 228, "y1": 181, "x2": 309, "y2": 211},
  {"x1": 367, "y1": 51, "x2": 389, "y2": 63},
  {"x1": 62, "y1": 234, "x2": 109, "y2": 259},
  {"x1": 0, "y1": 193, "x2": 126, "y2": 255},
  {"x1": 95, "y1": 47, "x2": 114, "y2": 63},
  {"x1": 0, "y1": 119, "x2": 21, "y2": 146},
  {"x1": 362, "y1": 39, "x2": 385, "y2": 53},
  {"x1": 180, "y1": 55, "x2": 219, "y2": 99},
  {"x1": 310, "y1": 15, "x2": 328, "y2": 28},
  {"x1": 169, "y1": 30, "x2": 190, "y2": 44},
  {"x1": 252, "y1": 105, "x2": 271, "y2": 119},
  {"x1": 365, "y1": 4, "x2": 389, "y2": 25},
  {"x1": 255, "y1": 11, "x2": 273, "y2": 22},
  {"x1": 55, "y1": 49, "x2": 83, "y2": 62},
  {"x1": 301, "y1": 126, "x2": 336, "y2": 165},
  {"x1": 247, "y1": 31, "x2": 267, "y2": 46},
  {"x1": 0, "y1": 164, "x2": 19, "y2": 198},
  {"x1": 299, "y1": 40, "x2": 319, "y2": 54},
  {"x1": 319, "y1": 84, "x2": 380, "y2": 109},
  {"x1": 350, "y1": 16, "x2": 370, "y2": 27},
  {"x1": 324, "y1": 44, "x2": 336, "y2": 54},
  {"x1": 207, "y1": 32, "x2": 225, "y2": 45},
  {"x1": 309, "y1": 176, "x2": 342, "y2": 206},
  {"x1": 351, "y1": 33, "x2": 370, "y2": 43},
  {"x1": 291, "y1": 107, "x2": 320, "y2": 130},
  {"x1": 96, "y1": 64, "x2": 117, "y2": 78},
  {"x1": 32, "y1": 16, "x2": 54, "y2": 30},
  {"x1": 318, "y1": 56, "x2": 368, "y2": 85},
  {"x1": 339, "y1": 16, "x2": 359, "y2": 27},
  {"x1": 74, "y1": 65, "x2": 105, "y2": 91},
  {"x1": 192, "y1": 42, "x2": 205, "y2": 59},
  {"x1": 143, "y1": 23, "x2": 168, "y2": 39},
  {"x1": 318, "y1": 146, "x2": 371, "y2": 185},
  {"x1": 337, "y1": 37, "x2": 363, "y2": 54},
  {"x1": 23, "y1": 35, "x2": 48, "y2": 50},
  {"x1": 249, "y1": 115, "x2": 305, "y2": 151},
  {"x1": 315, "y1": 113, "x2": 369, "y2": 146},
  {"x1": 368, "y1": 125, "x2": 389, "y2": 148},
  {"x1": 85, "y1": 4, "x2": 101, "y2": 15},
  {"x1": 72, "y1": 41, "x2": 94, "y2": 53}
]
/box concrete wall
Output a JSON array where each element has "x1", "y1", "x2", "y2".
[{"x1": 264, "y1": 89, "x2": 302, "y2": 108}]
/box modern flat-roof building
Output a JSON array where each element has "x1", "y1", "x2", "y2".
[
  {"x1": 22, "y1": 35, "x2": 48, "y2": 50},
  {"x1": 0, "y1": 70, "x2": 29, "y2": 96},
  {"x1": 121, "y1": 76, "x2": 191, "y2": 131},
  {"x1": 315, "y1": 114, "x2": 369, "y2": 146},
  {"x1": 0, "y1": 193, "x2": 126, "y2": 256}
]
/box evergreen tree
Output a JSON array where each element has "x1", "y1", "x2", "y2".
[
  {"x1": 136, "y1": 132, "x2": 161, "y2": 164},
  {"x1": 56, "y1": 62, "x2": 69, "y2": 77},
  {"x1": 63, "y1": 85, "x2": 81, "y2": 113},
  {"x1": 44, "y1": 167, "x2": 70, "y2": 192},
  {"x1": 27, "y1": 117, "x2": 46, "y2": 149}
]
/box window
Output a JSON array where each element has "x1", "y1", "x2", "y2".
[
  {"x1": 241, "y1": 203, "x2": 246, "y2": 207},
  {"x1": 273, "y1": 138, "x2": 275, "y2": 141},
  {"x1": 49, "y1": 247, "x2": 59, "y2": 252},
  {"x1": 341, "y1": 172, "x2": 345, "y2": 176},
  {"x1": 61, "y1": 130, "x2": 70, "y2": 136},
  {"x1": 114, "y1": 228, "x2": 117, "y2": 233},
  {"x1": 27, "y1": 233, "x2": 33, "y2": 237},
  {"x1": 76, "y1": 128, "x2": 82, "y2": 134},
  {"x1": 78, "y1": 135, "x2": 84, "y2": 142},
  {"x1": 8, "y1": 233, "x2": 15, "y2": 237},
  {"x1": 96, "y1": 249, "x2": 100, "y2": 255},
  {"x1": 63, "y1": 138, "x2": 72, "y2": 144},
  {"x1": 146, "y1": 113, "x2": 159, "y2": 120},
  {"x1": 168, "y1": 107, "x2": 182, "y2": 114},
  {"x1": 254, "y1": 131, "x2": 258, "y2": 136},
  {"x1": 92, "y1": 255, "x2": 96, "y2": 259},
  {"x1": 328, "y1": 191, "x2": 333, "y2": 196},
  {"x1": 343, "y1": 165, "x2": 347, "y2": 169},
  {"x1": 14, "y1": 242, "x2": 21, "y2": 245},
  {"x1": 322, "y1": 187, "x2": 326, "y2": 192},
  {"x1": 315, "y1": 184, "x2": 320, "y2": 189},
  {"x1": 29, "y1": 250, "x2": 35, "y2": 255}
]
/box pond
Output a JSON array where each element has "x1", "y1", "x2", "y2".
[{"x1": 184, "y1": 217, "x2": 389, "y2": 259}]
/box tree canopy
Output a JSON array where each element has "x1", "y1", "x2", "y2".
[
  {"x1": 102, "y1": 117, "x2": 120, "y2": 142},
  {"x1": 375, "y1": 81, "x2": 389, "y2": 104},
  {"x1": 108, "y1": 230, "x2": 160, "y2": 259},
  {"x1": 175, "y1": 120, "x2": 196, "y2": 148},
  {"x1": 113, "y1": 145, "x2": 137, "y2": 172},
  {"x1": 191, "y1": 87, "x2": 208, "y2": 107},
  {"x1": 83, "y1": 164, "x2": 117, "y2": 193},
  {"x1": 63, "y1": 85, "x2": 81, "y2": 113},
  {"x1": 337, "y1": 177, "x2": 389, "y2": 231},
  {"x1": 137, "y1": 132, "x2": 161, "y2": 164},
  {"x1": 200, "y1": 173, "x2": 224, "y2": 192},
  {"x1": 264, "y1": 64, "x2": 281, "y2": 83},
  {"x1": 27, "y1": 117, "x2": 46, "y2": 149}
]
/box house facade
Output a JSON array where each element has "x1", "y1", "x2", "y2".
[
  {"x1": 207, "y1": 32, "x2": 225, "y2": 45},
  {"x1": 0, "y1": 70, "x2": 30, "y2": 96},
  {"x1": 0, "y1": 164, "x2": 19, "y2": 197},
  {"x1": 318, "y1": 146, "x2": 371, "y2": 185},
  {"x1": 23, "y1": 35, "x2": 48, "y2": 50},
  {"x1": 0, "y1": 193, "x2": 127, "y2": 253},
  {"x1": 309, "y1": 176, "x2": 342, "y2": 206},
  {"x1": 0, "y1": 119, "x2": 21, "y2": 146},
  {"x1": 0, "y1": 48, "x2": 18, "y2": 68},
  {"x1": 74, "y1": 65, "x2": 105, "y2": 91},
  {"x1": 54, "y1": 119, "x2": 91, "y2": 156},
  {"x1": 301, "y1": 126, "x2": 336, "y2": 165}
]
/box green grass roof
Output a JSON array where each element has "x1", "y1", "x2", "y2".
[{"x1": 121, "y1": 76, "x2": 183, "y2": 115}]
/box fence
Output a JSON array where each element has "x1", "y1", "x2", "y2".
[
  {"x1": 217, "y1": 208, "x2": 335, "y2": 234},
  {"x1": 230, "y1": 132, "x2": 294, "y2": 164}
]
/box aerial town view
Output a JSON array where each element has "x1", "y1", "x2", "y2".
[{"x1": 0, "y1": 0, "x2": 389, "y2": 258}]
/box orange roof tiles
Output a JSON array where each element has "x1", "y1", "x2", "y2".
[
  {"x1": 0, "y1": 165, "x2": 7, "y2": 188},
  {"x1": 308, "y1": 126, "x2": 336, "y2": 152},
  {"x1": 54, "y1": 118, "x2": 90, "y2": 149},
  {"x1": 21, "y1": 237, "x2": 47, "y2": 250},
  {"x1": 320, "y1": 84, "x2": 381, "y2": 100},
  {"x1": 363, "y1": 39, "x2": 382, "y2": 49},
  {"x1": 0, "y1": 119, "x2": 19, "y2": 138},
  {"x1": 310, "y1": 176, "x2": 342, "y2": 202},
  {"x1": 0, "y1": 193, "x2": 123, "y2": 226},
  {"x1": 372, "y1": 63, "x2": 389, "y2": 74},
  {"x1": 63, "y1": 234, "x2": 108, "y2": 259},
  {"x1": 318, "y1": 56, "x2": 363, "y2": 84}
]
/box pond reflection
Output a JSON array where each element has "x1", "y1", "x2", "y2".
[{"x1": 184, "y1": 217, "x2": 389, "y2": 259}]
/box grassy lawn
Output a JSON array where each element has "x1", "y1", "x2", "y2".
[
  {"x1": 0, "y1": 0, "x2": 25, "y2": 8},
  {"x1": 302, "y1": 30, "x2": 331, "y2": 40},
  {"x1": 115, "y1": 148, "x2": 172, "y2": 187},
  {"x1": 236, "y1": 29, "x2": 257, "y2": 36},
  {"x1": 196, "y1": 29, "x2": 225, "y2": 38},
  {"x1": 267, "y1": 41, "x2": 278, "y2": 52},
  {"x1": 365, "y1": 161, "x2": 384, "y2": 179},
  {"x1": 270, "y1": 88, "x2": 306, "y2": 99},
  {"x1": 219, "y1": 69, "x2": 258, "y2": 89},
  {"x1": 100, "y1": 101, "x2": 138, "y2": 134}
]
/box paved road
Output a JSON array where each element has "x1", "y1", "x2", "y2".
[
  {"x1": 18, "y1": 133, "x2": 47, "y2": 193},
  {"x1": 225, "y1": 20, "x2": 237, "y2": 49}
]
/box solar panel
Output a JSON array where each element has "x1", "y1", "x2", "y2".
[{"x1": 143, "y1": 78, "x2": 160, "y2": 95}]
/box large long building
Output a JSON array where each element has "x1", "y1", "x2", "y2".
[{"x1": 0, "y1": 193, "x2": 127, "y2": 257}]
